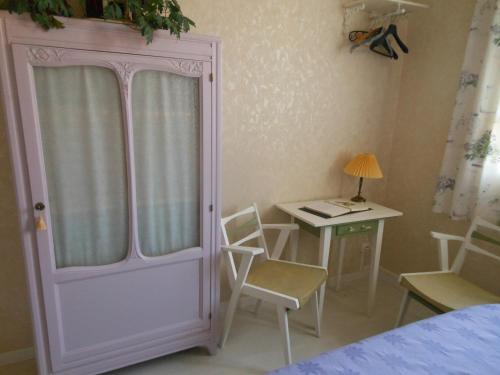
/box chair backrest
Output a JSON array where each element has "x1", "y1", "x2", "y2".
[
  {"x1": 220, "y1": 204, "x2": 270, "y2": 287},
  {"x1": 452, "y1": 217, "x2": 500, "y2": 273}
]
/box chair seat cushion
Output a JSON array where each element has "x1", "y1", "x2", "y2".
[
  {"x1": 400, "y1": 272, "x2": 500, "y2": 312},
  {"x1": 246, "y1": 260, "x2": 327, "y2": 307}
]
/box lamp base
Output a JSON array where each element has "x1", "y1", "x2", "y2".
[
  {"x1": 350, "y1": 195, "x2": 366, "y2": 203},
  {"x1": 351, "y1": 177, "x2": 366, "y2": 202}
]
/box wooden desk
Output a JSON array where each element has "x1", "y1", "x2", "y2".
[{"x1": 276, "y1": 199, "x2": 402, "y2": 316}]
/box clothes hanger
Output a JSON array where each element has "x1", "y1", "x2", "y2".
[
  {"x1": 370, "y1": 35, "x2": 399, "y2": 59},
  {"x1": 350, "y1": 27, "x2": 385, "y2": 53},
  {"x1": 385, "y1": 23, "x2": 409, "y2": 53},
  {"x1": 366, "y1": 3, "x2": 409, "y2": 59},
  {"x1": 349, "y1": 27, "x2": 382, "y2": 43},
  {"x1": 368, "y1": 23, "x2": 408, "y2": 59}
]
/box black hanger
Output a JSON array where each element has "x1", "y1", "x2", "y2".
[
  {"x1": 369, "y1": 23, "x2": 408, "y2": 59},
  {"x1": 370, "y1": 33, "x2": 399, "y2": 59},
  {"x1": 385, "y1": 24, "x2": 409, "y2": 53}
]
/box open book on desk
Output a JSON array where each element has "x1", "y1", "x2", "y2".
[{"x1": 300, "y1": 200, "x2": 372, "y2": 219}]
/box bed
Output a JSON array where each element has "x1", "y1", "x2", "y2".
[{"x1": 269, "y1": 304, "x2": 500, "y2": 374}]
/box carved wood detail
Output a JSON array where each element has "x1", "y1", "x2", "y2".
[
  {"x1": 110, "y1": 62, "x2": 135, "y2": 98},
  {"x1": 27, "y1": 47, "x2": 66, "y2": 63},
  {"x1": 26, "y1": 46, "x2": 203, "y2": 99},
  {"x1": 163, "y1": 59, "x2": 204, "y2": 75}
]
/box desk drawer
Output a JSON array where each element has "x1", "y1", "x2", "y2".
[
  {"x1": 336, "y1": 220, "x2": 377, "y2": 236},
  {"x1": 359, "y1": 221, "x2": 377, "y2": 232}
]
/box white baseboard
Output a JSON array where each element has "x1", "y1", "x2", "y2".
[{"x1": 0, "y1": 347, "x2": 34, "y2": 366}]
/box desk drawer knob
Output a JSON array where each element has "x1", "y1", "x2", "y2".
[
  {"x1": 361, "y1": 225, "x2": 372, "y2": 230},
  {"x1": 348, "y1": 226, "x2": 355, "y2": 232}
]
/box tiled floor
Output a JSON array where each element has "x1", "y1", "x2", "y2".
[{"x1": 0, "y1": 276, "x2": 432, "y2": 375}]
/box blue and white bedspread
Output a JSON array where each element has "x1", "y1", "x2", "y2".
[{"x1": 270, "y1": 304, "x2": 500, "y2": 375}]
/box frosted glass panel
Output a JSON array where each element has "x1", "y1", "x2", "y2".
[
  {"x1": 34, "y1": 66, "x2": 128, "y2": 268},
  {"x1": 132, "y1": 70, "x2": 200, "y2": 257}
]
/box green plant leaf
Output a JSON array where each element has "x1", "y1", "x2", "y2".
[
  {"x1": 1, "y1": 0, "x2": 195, "y2": 44},
  {"x1": 104, "y1": 2, "x2": 123, "y2": 19}
]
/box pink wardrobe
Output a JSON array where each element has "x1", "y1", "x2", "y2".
[{"x1": 0, "y1": 12, "x2": 221, "y2": 375}]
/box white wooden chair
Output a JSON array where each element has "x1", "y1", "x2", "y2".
[
  {"x1": 396, "y1": 217, "x2": 500, "y2": 327},
  {"x1": 220, "y1": 204, "x2": 328, "y2": 365}
]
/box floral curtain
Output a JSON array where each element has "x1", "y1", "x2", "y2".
[{"x1": 433, "y1": 0, "x2": 500, "y2": 222}]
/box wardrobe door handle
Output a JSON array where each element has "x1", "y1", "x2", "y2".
[{"x1": 34, "y1": 202, "x2": 47, "y2": 231}]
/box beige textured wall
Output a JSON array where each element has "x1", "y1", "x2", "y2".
[
  {"x1": 180, "y1": 0, "x2": 403, "y2": 213},
  {"x1": 381, "y1": 0, "x2": 500, "y2": 294},
  {"x1": 0, "y1": 102, "x2": 33, "y2": 354},
  {"x1": 181, "y1": 0, "x2": 404, "y2": 277}
]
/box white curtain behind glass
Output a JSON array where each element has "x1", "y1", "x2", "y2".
[
  {"x1": 35, "y1": 66, "x2": 129, "y2": 268},
  {"x1": 132, "y1": 70, "x2": 200, "y2": 257}
]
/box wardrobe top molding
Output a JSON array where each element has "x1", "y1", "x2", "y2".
[{"x1": 0, "y1": 11, "x2": 220, "y2": 61}]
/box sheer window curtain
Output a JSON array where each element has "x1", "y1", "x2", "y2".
[{"x1": 433, "y1": 0, "x2": 500, "y2": 223}]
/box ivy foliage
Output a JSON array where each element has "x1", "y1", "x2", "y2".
[
  {"x1": 1, "y1": 0, "x2": 73, "y2": 30},
  {"x1": 106, "y1": 0, "x2": 195, "y2": 43},
  {"x1": 0, "y1": 0, "x2": 195, "y2": 43}
]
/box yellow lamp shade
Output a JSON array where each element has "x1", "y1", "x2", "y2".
[{"x1": 344, "y1": 153, "x2": 383, "y2": 179}]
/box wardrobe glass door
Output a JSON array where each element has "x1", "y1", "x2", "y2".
[
  {"x1": 34, "y1": 66, "x2": 128, "y2": 268},
  {"x1": 132, "y1": 70, "x2": 200, "y2": 257}
]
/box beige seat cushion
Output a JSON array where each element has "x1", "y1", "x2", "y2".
[
  {"x1": 400, "y1": 272, "x2": 500, "y2": 312},
  {"x1": 246, "y1": 260, "x2": 327, "y2": 307}
]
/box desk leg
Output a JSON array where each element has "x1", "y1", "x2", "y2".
[
  {"x1": 367, "y1": 219, "x2": 385, "y2": 315},
  {"x1": 318, "y1": 226, "x2": 332, "y2": 320},
  {"x1": 290, "y1": 217, "x2": 298, "y2": 262},
  {"x1": 335, "y1": 237, "x2": 346, "y2": 291}
]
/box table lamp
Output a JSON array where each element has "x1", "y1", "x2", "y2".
[{"x1": 344, "y1": 153, "x2": 383, "y2": 202}]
